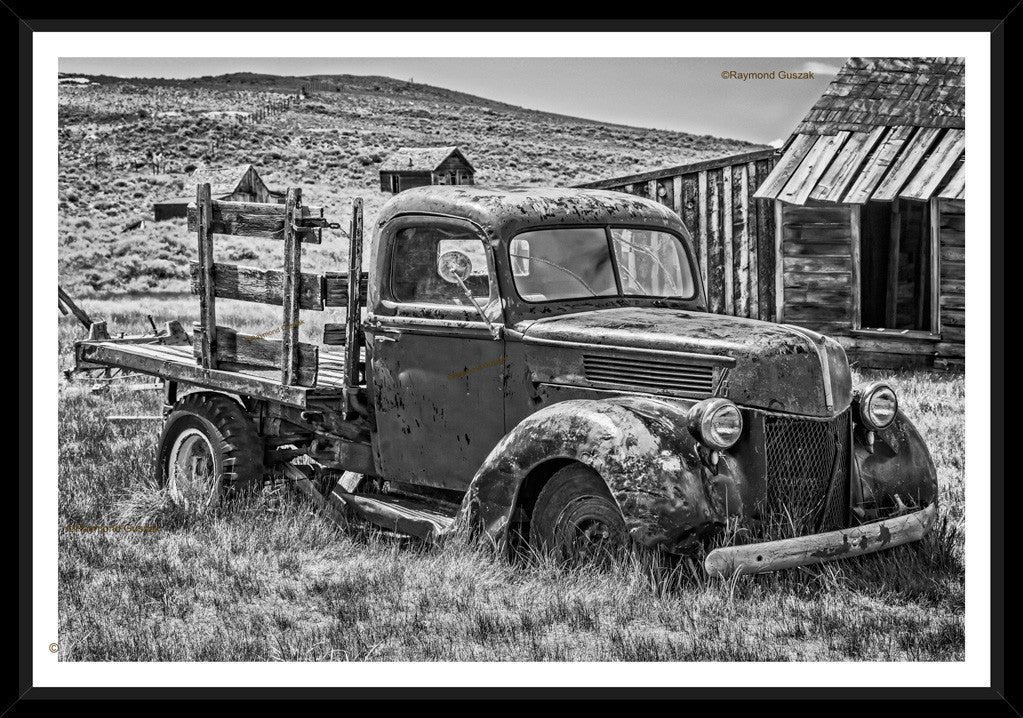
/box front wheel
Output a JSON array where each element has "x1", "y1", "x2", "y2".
[
  {"x1": 154, "y1": 393, "x2": 264, "y2": 509},
  {"x1": 531, "y1": 464, "x2": 628, "y2": 563}
]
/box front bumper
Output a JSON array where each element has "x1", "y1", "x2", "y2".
[{"x1": 704, "y1": 504, "x2": 937, "y2": 577}]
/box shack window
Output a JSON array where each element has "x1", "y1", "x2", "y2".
[
  {"x1": 859, "y1": 199, "x2": 934, "y2": 332},
  {"x1": 390, "y1": 226, "x2": 491, "y2": 306}
]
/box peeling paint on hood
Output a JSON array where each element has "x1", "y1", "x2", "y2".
[{"x1": 520, "y1": 307, "x2": 852, "y2": 417}]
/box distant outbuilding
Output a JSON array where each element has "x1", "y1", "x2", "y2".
[
  {"x1": 379, "y1": 146, "x2": 474, "y2": 194},
  {"x1": 153, "y1": 163, "x2": 283, "y2": 221}
]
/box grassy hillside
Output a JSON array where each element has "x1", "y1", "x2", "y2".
[{"x1": 57, "y1": 72, "x2": 762, "y2": 295}]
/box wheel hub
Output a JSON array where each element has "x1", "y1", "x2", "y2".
[{"x1": 168, "y1": 428, "x2": 218, "y2": 509}]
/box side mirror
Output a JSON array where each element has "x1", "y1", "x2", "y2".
[
  {"x1": 437, "y1": 249, "x2": 498, "y2": 338},
  {"x1": 438, "y1": 250, "x2": 472, "y2": 284}
]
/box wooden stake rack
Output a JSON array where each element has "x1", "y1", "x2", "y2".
[{"x1": 186, "y1": 183, "x2": 364, "y2": 393}]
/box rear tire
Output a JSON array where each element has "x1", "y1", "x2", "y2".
[
  {"x1": 155, "y1": 393, "x2": 264, "y2": 508},
  {"x1": 531, "y1": 464, "x2": 628, "y2": 563}
]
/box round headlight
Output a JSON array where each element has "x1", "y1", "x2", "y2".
[
  {"x1": 687, "y1": 398, "x2": 744, "y2": 450},
  {"x1": 856, "y1": 382, "x2": 898, "y2": 430}
]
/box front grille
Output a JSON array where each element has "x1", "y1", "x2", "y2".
[
  {"x1": 763, "y1": 410, "x2": 850, "y2": 531},
  {"x1": 582, "y1": 354, "x2": 714, "y2": 396}
]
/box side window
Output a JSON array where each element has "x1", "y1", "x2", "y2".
[{"x1": 390, "y1": 225, "x2": 491, "y2": 307}]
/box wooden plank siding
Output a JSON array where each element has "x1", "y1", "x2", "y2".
[
  {"x1": 779, "y1": 204, "x2": 855, "y2": 334},
  {"x1": 936, "y1": 198, "x2": 965, "y2": 366},
  {"x1": 576, "y1": 149, "x2": 778, "y2": 321}
]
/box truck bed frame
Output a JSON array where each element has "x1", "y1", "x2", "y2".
[
  {"x1": 75, "y1": 183, "x2": 367, "y2": 412},
  {"x1": 77, "y1": 340, "x2": 349, "y2": 408}
]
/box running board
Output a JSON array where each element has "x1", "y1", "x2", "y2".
[
  {"x1": 337, "y1": 492, "x2": 456, "y2": 542},
  {"x1": 287, "y1": 465, "x2": 457, "y2": 541}
]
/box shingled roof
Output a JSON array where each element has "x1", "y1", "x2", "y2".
[
  {"x1": 755, "y1": 58, "x2": 965, "y2": 204},
  {"x1": 191, "y1": 164, "x2": 257, "y2": 196},
  {"x1": 379, "y1": 146, "x2": 473, "y2": 173}
]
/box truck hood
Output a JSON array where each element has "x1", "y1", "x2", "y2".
[{"x1": 517, "y1": 307, "x2": 852, "y2": 417}]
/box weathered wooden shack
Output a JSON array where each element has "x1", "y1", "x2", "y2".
[
  {"x1": 576, "y1": 149, "x2": 779, "y2": 320},
  {"x1": 755, "y1": 57, "x2": 965, "y2": 369},
  {"x1": 193, "y1": 163, "x2": 277, "y2": 203},
  {"x1": 154, "y1": 164, "x2": 280, "y2": 221},
  {"x1": 379, "y1": 146, "x2": 475, "y2": 194}
]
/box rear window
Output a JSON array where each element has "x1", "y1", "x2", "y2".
[{"x1": 390, "y1": 226, "x2": 491, "y2": 306}]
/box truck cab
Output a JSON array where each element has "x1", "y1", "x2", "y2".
[
  {"x1": 364, "y1": 186, "x2": 706, "y2": 494},
  {"x1": 363, "y1": 186, "x2": 938, "y2": 569}
]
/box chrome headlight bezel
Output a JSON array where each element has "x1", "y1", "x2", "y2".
[
  {"x1": 687, "y1": 398, "x2": 744, "y2": 450},
  {"x1": 854, "y1": 381, "x2": 899, "y2": 430}
]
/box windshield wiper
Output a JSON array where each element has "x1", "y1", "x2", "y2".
[{"x1": 509, "y1": 252, "x2": 599, "y2": 296}]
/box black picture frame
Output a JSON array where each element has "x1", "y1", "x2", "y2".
[{"x1": 12, "y1": 9, "x2": 1010, "y2": 707}]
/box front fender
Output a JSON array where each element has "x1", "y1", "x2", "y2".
[
  {"x1": 453, "y1": 396, "x2": 745, "y2": 553},
  {"x1": 852, "y1": 409, "x2": 939, "y2": 519}
]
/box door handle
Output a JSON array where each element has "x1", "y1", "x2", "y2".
[{"x1": 375, "y1": 333, "x2": 399, "y2": 343}]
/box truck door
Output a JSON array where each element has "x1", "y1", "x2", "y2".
[{"x1": 365, "y1": 215, "x2": 506, "y2": 491}]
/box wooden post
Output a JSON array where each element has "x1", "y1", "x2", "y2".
[
  {"x1": 746, "y1": 162, "x2": 760, "y2": 321},
  {"x1": 697, "y1": 170, "x2": 709, "y2": 290},
  {"x1": 929, "y1": 197, "x2": 941, "y2": 334},
  {"x1": 774, "y1": 201, "x2": 785, "y2": 324},
  {"x1": 57, "y1": 285, "x2": 94, "y2": 329},
  {"x1": 850, "y1": 205, "x2": 862, "y2": 330},
  {"x1": 672, "y1": 176, "x2": 682, "y2": 215},
  {"x1": 722, "y1": 167, "x2": 734, "y2": 315},
  {"x1": 196, "y1": 183, "x2": 216, "y2": 369},
  {"x1": 916, "y1": 202, "x2": 929, "y2": 329},
  {"x1": 281, "y1": 188, "x2": 301, "y2": 385},
  {"x1": 344, "y1": 198, "x2": 364, "y2": 415},
  {"x1": 886, "y1": 200, "x2": 902, "y2": 328}
]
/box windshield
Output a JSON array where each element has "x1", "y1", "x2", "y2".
[{"x1": 509, "y1": 226, "x2": 696, "y2": 302}]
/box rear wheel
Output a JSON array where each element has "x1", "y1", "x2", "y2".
[
  {"x1": 155, "y1": 393, "x2": 264, "y2": 509},
  {"x1": 531, "y1": 464, "x2": 628, "y2": 563}
]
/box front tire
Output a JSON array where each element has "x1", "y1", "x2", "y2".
[
  {"x1": 155, "y1": 393, "x2": 264, "y2": 509},
  {"x1": 531, "y1": 464, "x2": 628, "y2": 563}
]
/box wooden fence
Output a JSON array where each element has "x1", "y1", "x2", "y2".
[{"x1": 576, "y1": 149, "x2": 779, "y2": 321}]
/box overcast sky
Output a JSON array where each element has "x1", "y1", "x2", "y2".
[{"x1": 58, "y1": 57, "x2": 844, "y2": 144}]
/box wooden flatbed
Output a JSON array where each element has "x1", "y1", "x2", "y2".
[
  {"x1": 74, "y1": 186, "x2": 367, "y2": 413},
  {"x1": 77, "y1": 339, "x2": 351, "y2": 408}
]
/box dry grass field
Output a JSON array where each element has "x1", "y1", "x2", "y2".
[{"x1": 56, "y1": 298, "x2": 965, "y2": 662}]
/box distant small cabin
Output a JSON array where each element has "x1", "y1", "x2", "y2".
[
  {"x1": 379, "y1": 146, "x2": 475, "y2": 194},
  {"x1": 153, "y1": 163, "x2": 282, "y2": 221}
]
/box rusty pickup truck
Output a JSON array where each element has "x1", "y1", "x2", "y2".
[{"x1": 75, "y1": 185, "x2": 938, "y2": 576}]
